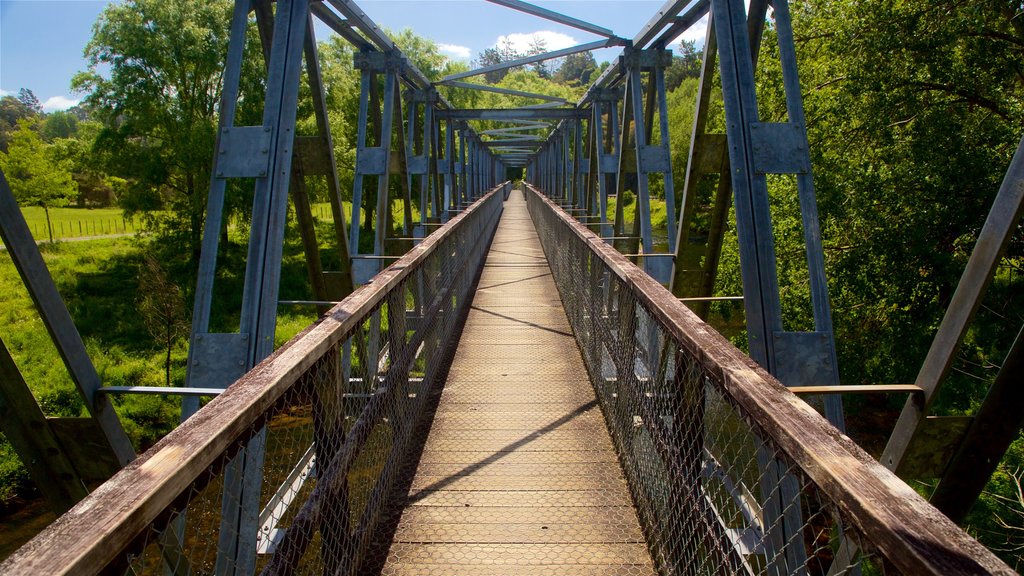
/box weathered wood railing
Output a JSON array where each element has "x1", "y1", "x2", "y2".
[
  {"x1": 525, "y1": 183, "x2": 1012, "y2": 575},
  {"x1": 0, "y1": 184, "x2": 506, "y2": 576}
]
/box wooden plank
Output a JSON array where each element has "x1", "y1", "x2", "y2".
[
  {"x1": 383, "y1": 543, "x2": 653, "y2": 566},
  {"x1": 384, "y1": 565, "x2": 646, "y2": 576},
  {"x1": 383, "y1": 191, "x2": 653, "y2": 575},
  {"x1": 397, "y1": 506, "x2": 639, "y2": 525},
  {"x1": 392, "y1": 522, "x2": 644, "y2": 544},
  {"x1": 406, "y1": 490, "x2": 633, "y2": 508}
]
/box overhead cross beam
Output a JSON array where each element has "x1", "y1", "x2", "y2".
[
  {"x1": 444, "y1": 108, "x2": 584, "y2": 120},
  {"x1": 438, "y1": 80, "x2": 567, "y2": 103},
  {"x1": 441, "y1": 38, "x2": 625, "y2": 83},
  {"x1": 483, "y1": 0, "x2": 619, "y2": 38}
]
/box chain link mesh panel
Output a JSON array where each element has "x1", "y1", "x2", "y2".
[
  {"x1": 0, "y1": 186, "x2": 504, "y2": 576},
  {"x1": 522, "y1": 184, "x2": 951, "y2": 576}
]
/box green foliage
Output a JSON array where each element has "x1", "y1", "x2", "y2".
[
  {"x1": 477, "y1": 37, "x2": 526, "y2": 84},
  {"x1": 0, "y1": 120, "x2": 78, "y2": 243},
  {"x1": 554, "y1": 52, "x2": 599, "y2": 87},
  {"x1": 39, "y1": 112, "x2": 79, "y2": 142},
  {"x1": 0, "y1": 441, "x2": 31, "y2": 506},
  {"x1": 73, "y1": 0, "x2": 247, "y2": 264},
  {"x1": 704, "y1": 1, "x2": 1024, "y2": 564},
  {"x1": 0, "y1": 96, "x2": 38, "y2": 153},
  {"x1": 664, "y1": 40, "x2": 702, "y2": 92}
]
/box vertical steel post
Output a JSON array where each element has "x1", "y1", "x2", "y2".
[{"x1": 215, "y1": 0, "x2": 311, "y2": 571}]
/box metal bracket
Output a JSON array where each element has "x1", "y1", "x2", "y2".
[
  {"x1": 352, "y1": 258, "x2": 381, "y2": 285},
  {"x1": 353, "y1": 50, "x2": 405, "y2": 72},
  {"x1": 749, "y1": 122, "x2": 810, "y2": 174},
  {"x1": 357, "y1": 147, "x2": 387, "y2": 174},
  {"x1": 639, "y1": 145, "x2": 671, "y2": 173},
  {"x1": 899, "y1": 416, "x2": 973, "y2": 479},
  {"x1": 190, "y1": 333, "x2": 250, "y2": 389},
  {"x1": 772, "y1": 331, "x2": 832, "y2": 387},
  {"x1": 408, "y1": 155, "x2": 428, "y2": 174},
  {"x1": 216, "y1": 126, "x2": 273, "y2": 178},
  {"x1": 693, "y1": 134, "x2": 729, "y2": 174}
]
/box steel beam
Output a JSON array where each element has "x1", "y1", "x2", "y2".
[
  {"x1": 442, "y1": 38, "x2": 624, "y2": 83},
  {"x1": 484, "y1": 0, "x2": 618, "y2": 38},
  {"x1": 444, "y1": 108, "x2": 584, "y2": 120},
  {"x1": 651, "y1": 0, "x2": 710, "y2": 48},
  {"x1": 634, "y1": 0, "x2": 695, "y2": 49},
  {"x1": 930, "y1": 325, "x2": 1024, "y2": 522},
  {"x1": 0, "y1": 171, "x2": 135, "y2": 467},
  {"x1": 438, "y1": 80, "x2": 567, "y2": 102},
  {"x1": 882, "y1": 135, "x2": 1024, "y2": 474}
]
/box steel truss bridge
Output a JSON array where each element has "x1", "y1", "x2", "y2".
[{"x1": 1, "y1": 0, "x2": 1022, "y2": 574}]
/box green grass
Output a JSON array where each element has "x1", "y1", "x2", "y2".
[
  {"x1": 0, "y1": 193, "x2": 441, "y2": 517},
  {"x1": 0, "y1": 228, "x2": 328, "y2": 507},
  {"x1": 604, "y1": 193, "x2": 670, "y2": 244},
  {"x1": 13, "y1": 206, "x2": 143, "y2": 242}
]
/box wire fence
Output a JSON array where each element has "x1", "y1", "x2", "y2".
[
  {"x1": 0, "y1": 184, "x2": 505, "y2": 576},
  {"x1": 524, "y1": 183, "x2": 1011, "y2": 576},
  {"x1": 27, "y1": 216, "x2": 140, "y2": 240},
  {"x1": 2, "y1": 180, "x2": 1011, "y2": 575}
]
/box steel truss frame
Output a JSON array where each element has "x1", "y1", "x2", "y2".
[
  {"x1": 1, "y1": 0, "x2": 1022, "y2": 571},
  {"x1": 177, "y1": 0, "x2": 503, "y2": 570}
]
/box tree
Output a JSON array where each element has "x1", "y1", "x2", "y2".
[
  {"x1": 722, "y1": 2, "x2": 1023, "y2": 564},
  {"x1": 73, "y1": 0, "x2": 238, "y2": 264},
  {"x1": 0, "y1": 119, "x2": 77, "y2": 242},
  {"x1": 17, "y1": 89, "x2": 42, "y2": 115},
  {"x1": 526, "y1": 35, "x2": 551, "y2": 78},
  {"x1": 0, "y1": 94, "x2": 38, "y2": 152},
  {"x1": 138, "y1": 254, "x2": 189, "y2": 386},
  {"x1": 49, "y1": 120, "x2": 120, "y2": 207},
  {"x1": 40, "y1": 111, "x2": 79, "y2": 142},
  {"x1": 664, "y1": 40, "x2": 701, "y2": 91},
  {"x1": 554, "y1": 52, "x2": 598, "y2": 87},
  {"x1": 477, "y1": 38, "x2": 522, "y2": 84}
]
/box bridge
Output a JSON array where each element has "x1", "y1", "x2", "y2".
[{"x1": 0, "y1": 0, "x2": 1021, "y2": 574}]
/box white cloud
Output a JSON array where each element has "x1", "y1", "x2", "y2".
[
  {"x1": 438, "y1": 43, "x2": 471, "y2": 59},
  {"x1": 0, "y1": 89, "x2": 10, "y2": 97},
  {"x1": 671, "y1": 14, "x2": 709, "y2": 48},
  {"x1": 494, "y1": 31, "x2": 578, "y2": 55},
  {"x1": 41, "y1": 96, "x2": 80, "y2": 112}
]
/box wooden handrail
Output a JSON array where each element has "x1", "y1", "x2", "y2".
[
  {"x1": 0, "y1": 184, "x2": 507, "y2": 576},
  {"x1": 525, "y1": 183, "x2": 1012, "y2": 575}
]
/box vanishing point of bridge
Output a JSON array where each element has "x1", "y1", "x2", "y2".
[{"x1": 1, "y1": 0, "x2": 1022, "y2": 574}]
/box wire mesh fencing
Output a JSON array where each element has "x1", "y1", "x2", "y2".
[
  {"x1": 1, "y1": 184, "x2": 505, "y2": 576},
  {"x1": 524, "y1": 183, "x2": 1010, "y2": 576}
]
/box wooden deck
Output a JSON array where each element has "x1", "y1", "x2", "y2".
[{"x1": 381, "y1": 189, "x2": 655, "y2": 575}]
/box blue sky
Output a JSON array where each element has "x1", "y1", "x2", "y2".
[{"x1": 0, "y1": 0, "x2": 708, "y2": 112}]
